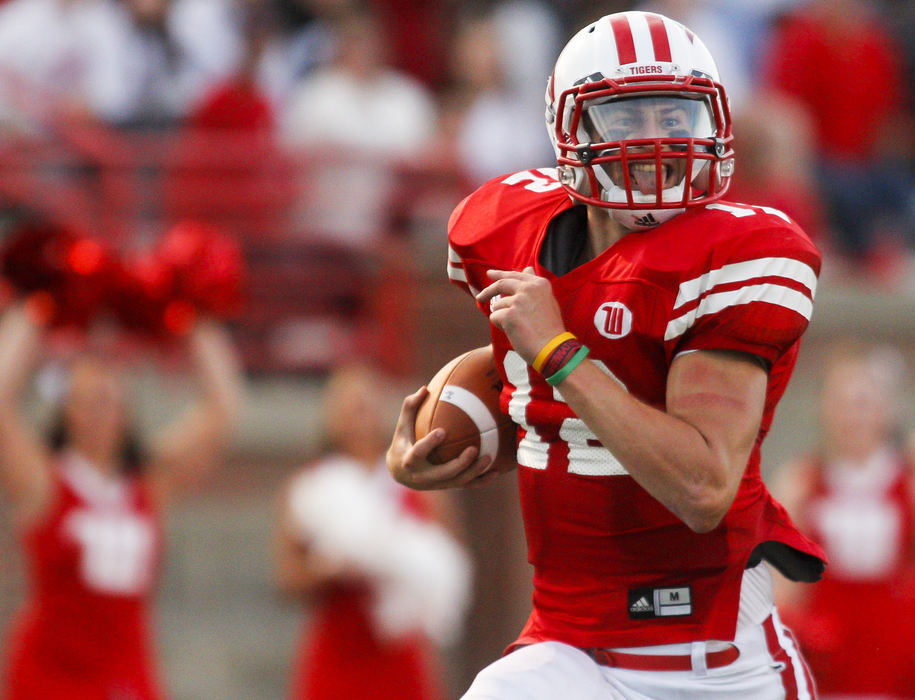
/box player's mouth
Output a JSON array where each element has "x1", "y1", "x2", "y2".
[{"x1": 623, "y1": 159, "x2": 685, "y2": 194}]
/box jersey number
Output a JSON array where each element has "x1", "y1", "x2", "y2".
[
  {"x1": 501, "y1": 169, "x2": 564, "y2": 193},
  {"x1": 706, "y1": 202, "x2": 792, "y2": 223},
  {"x1": 503, "y1": 350, "x2": 629, "y2": 476}
]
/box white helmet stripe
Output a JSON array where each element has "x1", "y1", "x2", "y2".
[{"x1": 629, "y1": 12, "x2": 658, "y2": 64}]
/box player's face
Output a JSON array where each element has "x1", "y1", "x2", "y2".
[{"x1": 583, "y1": 96, "x2": 710, "y2": 195}]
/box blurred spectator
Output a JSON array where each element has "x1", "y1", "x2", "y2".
[
  {"x1": 771, "y1": 340, "x2": 915, "y2": 699},
  {"x1": 274, "y1": 362, "x2": 471, "y2": 700},
  {"x1": 365, "y1": 0, "x2": 452, "y2": 90},
  {"x1": 727, "y1": 92, "x2": 827, "y2": 247},
  {"x1": 254, "y1": 0, "x2": 338, "y2": 112},
  {"x1": 443, "y1": 1, "x2": 559, "y2": 187},
  {"x1": 280, "y1": 7, "x2": 438, "y2": 248},
  {"x1": 165, "y1": 2, "x2": 290, "y2": 239},
  {"x1": 0, "y1": 0, "x2": 131, "y2": 129},
  {"x1": 116, "y1": 0, "x2": 243, "y2": 127},
  {"x1": 761, "y1": 0, "x2": 915, "y2": 280},
  {"x1": 0, "y1": 0, "x2": 242, "y2": 130},
  {"x1": 636, "y1": 0, "x2": 809, "y2": 112},
  {"x1": 0, "y1": 302, "x2": 243, "y2": 699}
]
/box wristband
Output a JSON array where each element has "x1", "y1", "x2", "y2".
[
  {"x1": 546, "y1": 345, "x2": 590, "y2": 386},
  {"x1": 532, "y1": 331, "x2": 576, "y2": 373},
  {"x1": 539, "y1": 338, "x2": 582, "y2": 378}
]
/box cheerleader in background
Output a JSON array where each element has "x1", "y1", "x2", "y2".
[
  {"x1": 0, "y1": 296, "x2": 243, "y2": 700},
  {"x1": 274, "y1": 363, "x2": 472, "y2": 700},
  {"x1": 772, "y1": 340, "x2": 915, "y2": 699}
]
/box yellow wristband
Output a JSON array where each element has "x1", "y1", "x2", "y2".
[{"x1": 532, "y1": 331, "x2": 577, "y2": 372}]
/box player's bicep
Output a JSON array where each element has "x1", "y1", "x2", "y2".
[{"x1": 667, "y1": 349, "x2": 767, "y2": 482}]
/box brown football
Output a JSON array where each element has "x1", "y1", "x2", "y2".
[{"x1": 415, "y1": 345, "x2": 516, "y2": 472}]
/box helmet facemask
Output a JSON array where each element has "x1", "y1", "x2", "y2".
[{"x1": 551, "y1": 75, "x2": 734, "y2": 229}]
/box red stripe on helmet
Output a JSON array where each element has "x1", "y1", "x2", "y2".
[
  {"x1": 610, "y1": 15, "x2": 637, "y2": 64},
  {"x1": 646, "y1": 14, "x2": 672, "y2": 62}
]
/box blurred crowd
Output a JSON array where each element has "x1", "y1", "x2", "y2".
[{"x1": 0, "y1": 0, "x2": 914, "y2": 371}]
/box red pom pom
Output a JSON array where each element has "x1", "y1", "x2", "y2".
[
  {"x1": 106, "y1": 253, "x2": 182, "y2": 339},
  {"x1": 157, "y1": 221, "x2": 245, "y2": 319},
  {"x1": 0, "y1": 220, "x2": 114, "y2": 329}
]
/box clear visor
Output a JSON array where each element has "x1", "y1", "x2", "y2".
[{"x1": 581, "y1": 95, "x2": 714, "y2": 145}]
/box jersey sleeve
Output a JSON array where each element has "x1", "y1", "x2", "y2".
[
  {"x1": 445, "y1": 169, "x2": 568, "y2": 304},
  {"x1": 446, "y1": 193, "x2": 479, "y2": 298},
  {"x1": 664, "y1": 222, "x2": 821, "y2": 365}
]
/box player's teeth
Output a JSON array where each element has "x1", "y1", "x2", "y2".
[{"x1": 629, "y1": 164, "x2": 669, "y2": 180}]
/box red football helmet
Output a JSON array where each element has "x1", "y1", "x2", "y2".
[{"x1": 545, "y1": 11, "x2": 734, "y2": 229}]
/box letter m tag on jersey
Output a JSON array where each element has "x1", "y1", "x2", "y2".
[{"x1": 628, "y1": 586, "x2": 693, "y2": 619}]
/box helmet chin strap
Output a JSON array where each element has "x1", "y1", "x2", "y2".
[
  {"x1": 596, "y1": 168, "x2": 689, "y2": 229},
  {"x1": 604, "y1": 201, "x2": 685, "y2": 229}
]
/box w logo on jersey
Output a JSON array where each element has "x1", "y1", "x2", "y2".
[{"x1": 594, "y1": 302, "x2": 633, "y2": 339}]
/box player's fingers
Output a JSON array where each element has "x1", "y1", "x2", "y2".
[
  {"x1": 476, "y1": 279, "x2": 506, "y2": 306},
  {"x1": 404, "y1": 444, "x2": 486, "y2": 490},
  {"x1": 485, "y1": 268, "x2": 534, "y2": 282},
  {"x1": 394, "y1": 386, "x2": 428, "y2": 438},
  {"x1": 433, "y1": 449, "x2": 494, "y2": 489},
  {"x1": 409, "y1": 427, "x2": 448, "y2": 465}
]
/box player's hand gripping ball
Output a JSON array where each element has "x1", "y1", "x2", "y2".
[{"x1": 414, "y1": 345, "x2": 517, "y2": 473}]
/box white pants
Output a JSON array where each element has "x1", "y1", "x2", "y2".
[{"x1": 462, "y1": 608, "x2": 816, "y2": 700}]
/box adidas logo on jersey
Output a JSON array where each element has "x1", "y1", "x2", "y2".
[
  {"x1": 629, "y1": 596, "x2": 652, "y2": 613},
  {"x1": 629, "y1": 586, "x2": 693, "y2": 619},
  {"x1": 633, "y1": 213, "x2": 659, "y2": 227}
]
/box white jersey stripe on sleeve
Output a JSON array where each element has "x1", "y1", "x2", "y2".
[
  {"x1": 446, "y1": 244, "x2": 480, "y2": 295},
  {"x1": 665, "y1": 283, "x2": 814, "y2": 342},
  {"x1": 447, "y1": 261, "x2": 468, "y2": 284},
  {"x1": 447, "y1": 244, "x2": 468, "y2": 284},
  {"x1": 673, "y1": 257, "x2": 817, "y2": 310}
]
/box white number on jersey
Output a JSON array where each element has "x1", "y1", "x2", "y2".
[
  {"x1": 501, "y1": 169, "x2": 564, "y2": 193},
  {"x1": 706, "y1": 202, "x2": 793, "y2": 223},
  {"x1": 503, "y1": 350, "x2": 629, "y2": 476}
]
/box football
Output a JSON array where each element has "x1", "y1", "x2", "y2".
[{"x1": 415, "y1": 345, "x2": 516, "y2": 472}]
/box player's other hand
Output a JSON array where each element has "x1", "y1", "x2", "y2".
[
  {"x1": 387, "y1": 386, "x2": 497, "y2": 490},
  {"x1": 477, "y1": 266, "x2": 565, "y2": 363}
]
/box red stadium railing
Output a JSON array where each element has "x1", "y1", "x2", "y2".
[{"x1": 0, "y1": 113, "x2": 472, "y2": 375}]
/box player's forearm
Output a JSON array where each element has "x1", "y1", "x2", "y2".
[{"x1": 555, "y1": 360, "x2": 744, "y2": 533}]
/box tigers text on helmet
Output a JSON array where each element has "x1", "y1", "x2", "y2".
[{"x1": 545, "y1": 11, "x2": 734, "y2": 229}]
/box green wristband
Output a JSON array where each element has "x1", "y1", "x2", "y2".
[{"x1": 545, "y1": 345, "x2": 590, "y2": 386}]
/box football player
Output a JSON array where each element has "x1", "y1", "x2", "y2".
[{"x1": 388, "y1": 11, "x2": 826, "y2": 699}]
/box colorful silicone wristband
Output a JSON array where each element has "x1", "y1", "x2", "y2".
[
  {"x1": 532, "y1": 331, "x2": 577, "y2": 372},
  {"x1": 545, "y1": 345, "x2": 590, "y2": 386}
]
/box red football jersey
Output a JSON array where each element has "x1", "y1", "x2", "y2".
[
  {"x1": 3, "y1": 452, "x2": 164, "y2": 700},
  {"x1": 447, "y1": 168, "x2": 827, "y2": 648}
]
